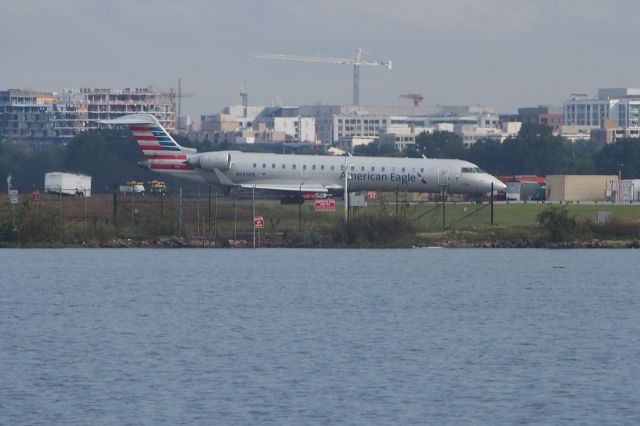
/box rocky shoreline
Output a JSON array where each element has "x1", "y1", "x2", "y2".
[{"x1": 94, "y1": 236, "x2": 640, "y2": 249}]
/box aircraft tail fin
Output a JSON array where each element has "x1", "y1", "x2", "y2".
[{"x1": 99, "y1": 114, "x2": 196, "y2": 161}]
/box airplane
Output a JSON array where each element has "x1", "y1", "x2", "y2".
[{"x1": 100, "y1": 114, "x2": 506, "y2": 203}]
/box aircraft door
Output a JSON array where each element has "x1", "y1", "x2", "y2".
[{"x1": 438, "y1": 168, "x2": 450, "y2": 187}]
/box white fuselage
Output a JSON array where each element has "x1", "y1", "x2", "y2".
[{"x1": 153, "y1": 151, "x2": 506, "y2": 195}]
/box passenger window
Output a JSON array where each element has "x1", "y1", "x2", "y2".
[
  {"x1": 402, "y1": 167, "x2": 405, "y2": 172},
  {"x1": 321, "y1": 165, "x2": 325, "y2": 170},
  {"x1": 312, "y1": 165, "x2": 316, "y2": 170},
  {"x1": 382, "y1": 167, "x2": 385, "y2": 172},
  {"x1": 262, "y1": 163, "x2": 266, "y2": 169},
  {"x1": 331, "y1": 165, "x2": 335, "y2": 171},
  {"x1": 420, "y1": 168, "x2": 424, "y2": 173},
  {"x1": 350, "y1": 166, "x2": 355, "y2": 171},
  {"x1": 293, "y1": 164, "x2": 297, "y2": 169},
  {"x1": 282, "y1": 164, "x2": 285, "y2": 169},
  {"x1": 371, "y1": 166, "x2": 375, "y2": 172},
  {"x1": 272, "y1": 164, "x2": 276, "y2": 169},
  {"x1": 303, "y1": 165, "x2": 307, "y2": 170},
  {"x1": 361, "y1": 166, "x2": 365, "y2": 171},
  {"x1": 253, "y1": 163, "x2": 256, "y2": 168}
]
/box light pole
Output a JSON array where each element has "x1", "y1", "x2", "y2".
[{"x1": 341, "y1": 158, "x2": 350, "y2": 225}]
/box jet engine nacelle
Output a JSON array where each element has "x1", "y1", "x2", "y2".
[{"x1": 189, "y1": 152, "x2": 231, "y2": 171}]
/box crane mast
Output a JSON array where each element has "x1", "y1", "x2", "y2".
[{"x1": 250, "y1": 48, "x2": 392, "y2": 106}]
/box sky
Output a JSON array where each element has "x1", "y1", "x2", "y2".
[{"x1": 2, "y1": 0, "x2": 640, "y2": 118}]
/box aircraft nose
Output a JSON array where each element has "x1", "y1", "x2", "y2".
[{"x1": 493, "y1": 178, "x2": 506, "y2": 191}]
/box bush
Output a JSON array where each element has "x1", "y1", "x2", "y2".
[
  {"x1": 332, "y1": 214, "x2": 415, "y2": 246},
  {"x1": 536, "y1": 207, "x2": 576, "y2": 242}
]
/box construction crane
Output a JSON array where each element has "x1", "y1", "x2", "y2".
[
  {"x1": 399, "y1": 93, "x2": 424, "y2": 107},
  {"x1": 250, "y1": 48, "x2": 392, "y2": 106}
]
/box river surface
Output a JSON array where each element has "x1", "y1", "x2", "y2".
[{"x1": 1, "y1": 249, "x2": 639, "y2": 425}]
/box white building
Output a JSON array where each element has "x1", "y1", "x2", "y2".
[
  {"x1": 298, "y1": 104, "x2": 496, "y2": 145},
  {"x1": 271, "y1": 116, "x2": 316, "y2": 142},
  {"x1": 563, "y1": 88, "x2": 640, "y2": 140}
]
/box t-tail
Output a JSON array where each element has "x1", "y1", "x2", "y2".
[{"x1": 99, "y1": 114, "x2": 197, "y2": 173}]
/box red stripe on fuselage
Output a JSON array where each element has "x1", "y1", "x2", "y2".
[
  {"x1": 135, "y1": 136, "x2": 157, "y2": 141},
  {"x1": 130, "y1": 127, "x2": 151, "y2": 132},
  {"x1": 151, "y1": 163, "x2": 194, "y2": 170}
]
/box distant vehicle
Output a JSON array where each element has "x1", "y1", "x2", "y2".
[
  {"x1": 119, "y1": 181, "x2": 145, "y2": 193},
  {"x1": 100, "y1": 114, "x2": 506, "y2": 204},
  {"x1": 301, "y1": 192, "x2": 331, "y2": 200},
  {"x1": 531, "y1": 187, "x2": 546, "y2": 201},
  {"x1": 44, "y1": 172, "x2": 91, "y2": 197},
  {"x1": 147, "y1": 180, "x2": 166, "y2": 194}
]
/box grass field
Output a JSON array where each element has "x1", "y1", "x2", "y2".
[{"x1": 2, "y1": 191, "x2": 640, "y2": 246}]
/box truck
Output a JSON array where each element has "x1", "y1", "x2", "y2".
[
  {"x1": 506, "y1": 181, "x2": 541, "y2": 201},
  {"x1": 119, "y1": 181, "x2": 145, "y2": 194},
  {"x1": 44, "y1": 172, "x2": 92, "y2": 197}
]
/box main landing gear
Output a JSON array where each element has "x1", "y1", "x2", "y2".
[{"x1": 280, "y1": 193, "x2": 304, "y2": 205}]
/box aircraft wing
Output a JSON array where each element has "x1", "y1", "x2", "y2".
[{"x1": 238, "y1": 183, "x2": 341, "y2": 193}]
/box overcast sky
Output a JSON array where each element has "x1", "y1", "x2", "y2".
[{"x1": 3, "y1": 0, "x2": 639, "y2": 117}]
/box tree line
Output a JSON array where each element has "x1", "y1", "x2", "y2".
[{"x1": 356, "y1": 122, "x2": 640, "y2": 178}]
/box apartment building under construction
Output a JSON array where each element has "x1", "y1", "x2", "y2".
[{"x1": 0, "y1": 87, "x2": 176, "y2": 147}]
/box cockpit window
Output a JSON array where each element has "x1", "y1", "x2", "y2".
[{"x1": 461, "y1": 167, "x2": 485, "y2": 173}]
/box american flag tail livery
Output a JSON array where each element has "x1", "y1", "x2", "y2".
[{"x1": 99, "y1": 113, "x2": 197, "y2": 174}]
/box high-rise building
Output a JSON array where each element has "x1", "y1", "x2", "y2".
[
  {"x1": 0, "y1": 87, "x2": 175, "y2": 146},
  {"x1": 562, "y1": 88, "x2": 640, "y2": 142}
]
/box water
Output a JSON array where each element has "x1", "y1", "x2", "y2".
[{"x1": 1, "y1": 249, "x2": 640, "y2": 425}]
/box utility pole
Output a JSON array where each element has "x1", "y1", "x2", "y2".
[
  {"x1": 113, "y1": 184, "x2": 117, "y2": 225},
  {"x1": 342, "y1": 158, "x2": 350, "y2": 224},
  {"x1": 442, "y1": 189, "x2": 446, "y2": 231},
  {"x1": 252, "y1": 185, "x2": 256, "y2": 248},
  {"x1": 233, "y1": 189, "x2": 238, "y2": 245},
  {"x1": 490, "y1": 182, "x2": 494, "y2": 225},
  {"x1": 178, "y1": 187, "x2": 183, "y2": 236}
]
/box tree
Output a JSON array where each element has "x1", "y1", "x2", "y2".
[
  {"x1": 593, "y1": 138, "x2": 640, "y2": 179},
  {"x1": 409, "y1": 131, "x2": 466, "y2": 159},
  {"x1": 467, "y1": 138, "x2": 504, "y2": 174},
  {"x1": 353, "y1": 142, "x2": 398, "y2": 157}
]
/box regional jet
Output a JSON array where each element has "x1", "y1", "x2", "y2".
[{"x1": 100, "y1": 114, "x2": 506, "y2": 203}]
